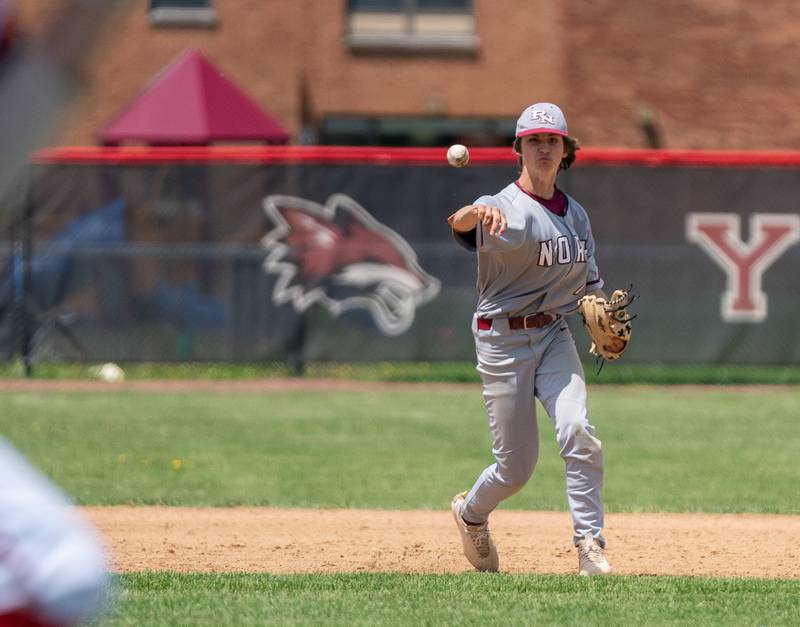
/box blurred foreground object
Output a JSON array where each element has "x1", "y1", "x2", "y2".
[
  {"x1": 0, "y1": 0, "x2": 124, "y2": 198},
  {"x1": 0, "y1": 436, "x2": 110, "y2": 626},
  {"x1": 0, "y1": 0, "x2": 16, "y2": 61}
]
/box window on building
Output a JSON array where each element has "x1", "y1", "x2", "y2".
[
  {"x1": 149, "y1": 0, "x2": 217, "y2": 28},
  {"x1": 346, "y1": 0, "x2": 477, "y2": 53},
  {"x1": 319, "y1": 115, "x2": 515, "y2": 147}
]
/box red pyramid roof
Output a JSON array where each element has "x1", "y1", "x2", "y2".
[{"x1": 101, "y1": 49, "x2": 290, "y2": 145}]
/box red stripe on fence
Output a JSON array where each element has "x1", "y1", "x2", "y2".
[{"x1": 29, "y1": 145, "x2": 800, "y2": 168}]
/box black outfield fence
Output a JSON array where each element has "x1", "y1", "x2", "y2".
[{"x1": 1, "y1": 146, "x2": 798, "y2": 368}]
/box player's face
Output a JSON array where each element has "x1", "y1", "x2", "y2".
[{"x1": 520, "y1": 133, "x2": 566, "y2": 175}]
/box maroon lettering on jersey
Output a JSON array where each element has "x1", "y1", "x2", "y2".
[
  {"x1": 537, "y1": 236, "x2": 588, "y2": 267},
  {"x1": 686, "y1": 213, "x2": 800, "y2": 322},
  {"x1": 574, "y1": 236, "x2": 587, "y2": 262},
  {"x1": 556, "y1": 236, "x2": 570, "y2": 263},
  {"x1": 536, "y1": 235, "x2": 586, "y2": 268}
]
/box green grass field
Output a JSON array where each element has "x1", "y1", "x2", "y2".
[
  {"x1": 2, "y1": 387, "x2": 797, "y2": 512},
  {"x1": 5, "y1": 359, "x2": 800, "y2": 384},
  {"x1": 99, "y1": 573, "x2": 800, "y2": 626},
  {"x1": 1, "y1": 383, "x2": 798, "y2": 625}
]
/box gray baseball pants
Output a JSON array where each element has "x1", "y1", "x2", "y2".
[{"x1": 460, "y1": 315, "x2": 606, "y2": 547}]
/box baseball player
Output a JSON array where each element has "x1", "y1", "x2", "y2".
[
  {"x1": 448, "y1": 103, "x2": 621, "y2": 576},
  {"x1": 0, "y1": 435, "x2": 110, "y2": 626}
]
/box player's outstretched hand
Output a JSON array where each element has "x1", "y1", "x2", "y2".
[
  {"x1": 475, "y1": 204, "x2": 507, "y2": 236},
  {"x1": 448, "y1": 204, "x2": 507, "y2": 236}
]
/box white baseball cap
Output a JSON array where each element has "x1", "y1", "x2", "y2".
[{"x1": 515, "y1": 103, "x2": 569, "y2": 138}]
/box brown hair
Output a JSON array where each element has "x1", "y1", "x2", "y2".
[{"x1": 513, "y1": 135, "x2": 581, "y2": 171}]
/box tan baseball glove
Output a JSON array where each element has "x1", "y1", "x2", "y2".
[{"x1": 577, "y1": 288, "x2": 636, "y2": 362}]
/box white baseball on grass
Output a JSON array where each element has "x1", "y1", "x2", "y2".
[
  {"x1": 447, "y1": 144, "x2": 469, "y2": 168},
  {"x1": 97, "y1": 362, "x2": 125, "y2": 383}
]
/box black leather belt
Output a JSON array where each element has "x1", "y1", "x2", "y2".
[{"x1": 477, "y1": 313, "x2": 555, "y2": 330}]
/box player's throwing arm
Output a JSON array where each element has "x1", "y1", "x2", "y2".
[{"x1": 448, "y1": 204, "x2": 507, "y2": 237}]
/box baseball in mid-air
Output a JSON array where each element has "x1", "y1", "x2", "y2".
[{"x1": 447, "y1": 144, "x2": 469, "y2": 168}]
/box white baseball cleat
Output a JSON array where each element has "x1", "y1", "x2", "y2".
[
  {"x1": 576, "y1": 534, "x2": 612, "y2": 576},
  {"x1": 451, "y1": 491, "x2": 499, "y2": 572}
]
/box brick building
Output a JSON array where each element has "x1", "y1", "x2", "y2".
[{"x1": 13, "y1": 0, "x2": 800, "y2": 149}]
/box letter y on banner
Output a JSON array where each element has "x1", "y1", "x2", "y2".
[{"x1": 686, "y1": 213, "x2": 800, "y2": 322}]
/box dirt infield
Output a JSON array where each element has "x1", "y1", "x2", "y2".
[{"x1": 85, "y1": 507, "x2": 800, "y2": 579}]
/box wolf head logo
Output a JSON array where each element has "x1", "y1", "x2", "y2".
[{"x1": 261, "y1": 194, "x2": 440, "y2": 336}]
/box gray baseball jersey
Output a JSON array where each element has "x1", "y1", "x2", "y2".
[{"x1": 456, "y1": 182, "x2": 604, "y2": 316}]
